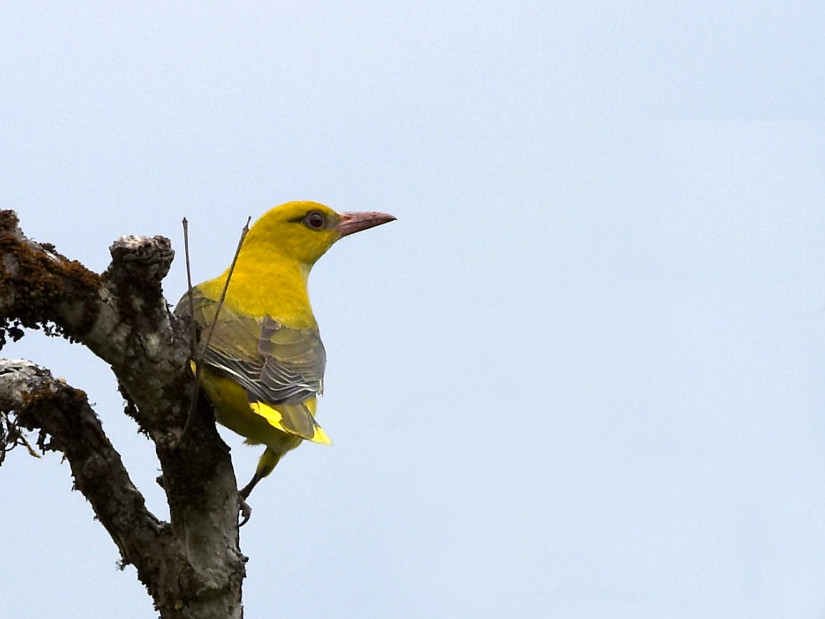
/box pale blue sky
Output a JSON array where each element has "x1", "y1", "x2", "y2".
[{"x1": 2, "y1": 3, "x2": 825, "y2": 618}]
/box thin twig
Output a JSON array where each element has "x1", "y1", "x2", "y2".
[
  {"x1": 179, "y1": 216, "x2": 251, "y2": 443},
  {"x1": 198, "y1": 216, "x2": 251, "y2": 363},
  {"x1": 182, "y1": 218, "x2": 197, "y2": 361}
]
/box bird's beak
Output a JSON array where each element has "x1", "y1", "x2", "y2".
[{"x1": 336, "y1": 211, "x2": 397, "y2": 237}]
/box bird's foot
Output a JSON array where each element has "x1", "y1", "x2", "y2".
[{"x1": 239, "y1": 493, "x2": 252, "y2": 527}]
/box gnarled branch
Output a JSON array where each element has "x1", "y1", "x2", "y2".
[{"x1": 0, "y1": 210, "x2": 246, "y2": 618}]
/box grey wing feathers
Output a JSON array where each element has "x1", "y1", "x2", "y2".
[{"x1": 175, "y1": 291, "x2": 326, "y2": 405}]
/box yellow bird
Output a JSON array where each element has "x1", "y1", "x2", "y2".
[{"x1": 176, "y1": 201, "x2": 395, "y2": 512}]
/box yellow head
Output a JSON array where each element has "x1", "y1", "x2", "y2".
[{"x1": 243, "y1": 201, "x2": 396, "y2": 267}]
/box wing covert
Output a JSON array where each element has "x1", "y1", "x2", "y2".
[{"x1": 176, "y1": 290, "x2": 326, "y2": 406}]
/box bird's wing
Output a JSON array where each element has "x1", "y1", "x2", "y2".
[{"x1": 176, "y1": 290, "x2": 328, "y2": 442}]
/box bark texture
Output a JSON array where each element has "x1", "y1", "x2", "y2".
[{"x1": 0, "y1": 210, "x2": 246, "y2": 618}]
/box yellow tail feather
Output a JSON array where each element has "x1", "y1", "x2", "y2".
[{"x1": 248, "y1": 400, "x2": 332, "y2": 445}]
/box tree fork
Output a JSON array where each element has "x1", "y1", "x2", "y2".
[{"x1": 0, "y1": 210, "x2": 246, "y2": 618}]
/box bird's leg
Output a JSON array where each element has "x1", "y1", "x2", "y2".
[
  {"x1": 237, "y1": 448, "x2": 281, "y2": 525},
  {"x1": 237, "y1": 471, "x2": 263, "y2": 526}
]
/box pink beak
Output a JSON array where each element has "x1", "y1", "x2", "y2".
[{"x1": 336, "y1": 211, "x2": 397, "y2": 237}]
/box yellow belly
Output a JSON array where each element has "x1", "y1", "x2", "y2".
[{"x1": 199, "y1": 368, "x2": 304, "y2": 456}]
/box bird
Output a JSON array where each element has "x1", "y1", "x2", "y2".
[{"x1": 175, "y1": 201, "x2": 395, "y2": 521}]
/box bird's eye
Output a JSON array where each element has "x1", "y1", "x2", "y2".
[{"x1": 304, "y1": 211, "x2": 326, "y2": 230}]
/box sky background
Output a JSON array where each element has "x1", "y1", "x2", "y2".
[{"x1": 2, "y1": 2, "x2": 825, "y2": 618}]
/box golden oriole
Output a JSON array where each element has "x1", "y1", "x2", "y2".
[{"x1": 176, "y1": 201, "x2": 395, "y2": 509}]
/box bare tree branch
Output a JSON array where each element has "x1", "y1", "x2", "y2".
[
  {"x1": 0, "y1": 210, "x2": 246, "y2": 618},
  {"x1": 0, "y1": 359, "x2": 175, "y2": 584}
]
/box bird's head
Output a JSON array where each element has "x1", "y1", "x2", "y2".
[{"x1": 245, "y1": 201, "x2": 396, "y2": 267}]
